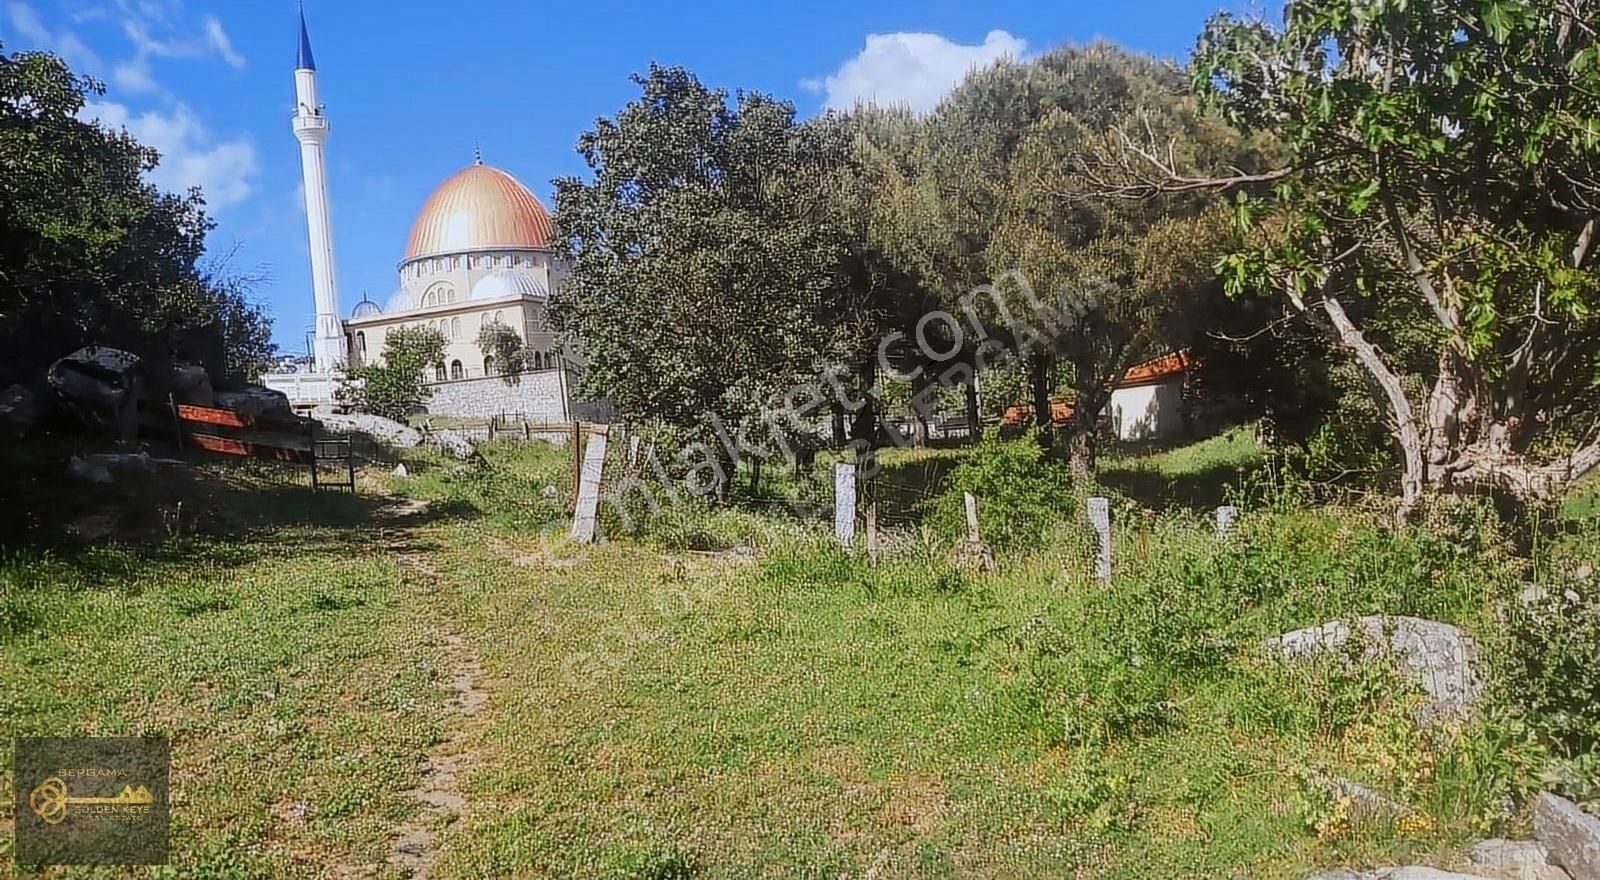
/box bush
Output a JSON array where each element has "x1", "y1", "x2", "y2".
[
  {"x1": 1495, "y1": 574, "x2": 1600, "y2": 757},
  {"x1": 927, "y1": 430, "x2": 1079, "y2": 552}
]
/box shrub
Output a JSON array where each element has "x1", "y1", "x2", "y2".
[
  {"x1": 1494, "y1": 575, "x2": 1600, "y2": 757},
  {"x1": 927, "y1": 430, "x2": 1079, "y2": 552}
]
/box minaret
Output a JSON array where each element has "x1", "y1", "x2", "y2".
[{"x1": 292, "y1": 6, "x2": 345, "y2": 373}]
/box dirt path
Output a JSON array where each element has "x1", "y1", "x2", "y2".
[{"x1": 380, "y1": 500, "x2": 490, "y2": 879}]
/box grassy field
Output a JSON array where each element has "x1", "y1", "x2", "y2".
[{"x1": 1, "y1": 434, "x2": 1591, "y2": 877}]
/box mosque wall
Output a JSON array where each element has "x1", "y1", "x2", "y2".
[{"x1": 423, "y1": 369, "x2": 571, "y2": 421}]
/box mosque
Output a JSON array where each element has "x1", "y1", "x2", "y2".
[{"x1": 261, "y1": 8, "x2": 583, "y2": 422}]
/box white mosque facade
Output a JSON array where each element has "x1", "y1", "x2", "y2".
[{"x1": 262, "y1": 9, "x2": 582, "y2": 422}]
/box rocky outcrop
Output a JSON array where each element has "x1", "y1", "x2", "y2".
[
  {"x1": 168, "y1": 364, "x2": 214, "y2": 406},
  {"x1": 314, "y1": 411, "x2": 478, "y2": 461},
  {"x1": 1264, "y1": 616, "x2": 1483, "y2": 720},
  {"x1": 67, "y1": 452, "x2": 188, "y2": 484},
  {"x1": 48, "y1": 346, "x2": 144, "y2": 441},
  {"x1": 0, "y1": 384, "x2": 38, "y2": 438},
  {"x1": 1533, "y1": 793, "x2": 1600, "y2": 880},
  {"x1": 1467, "y1": 839, "x2": 1570, "y2": 880},
  {"x1": 214, "y1": 386, "x2": 294, "y2": 423}
]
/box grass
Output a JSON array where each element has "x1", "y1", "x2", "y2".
[{"x1": 0, "y1": 432, "x2": 1587, "y2": 877}]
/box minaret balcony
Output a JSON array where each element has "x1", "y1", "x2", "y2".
[{"x1": 293, "y1": 115, "x2": 329, "y2": 138}]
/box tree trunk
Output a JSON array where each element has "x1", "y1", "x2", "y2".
[
  {"x1": 1067, "y1": 358, "x2": 1103, "y2": 476},
  {"x1": 1028, "y1": 353, "x2": 1054, "y2": 449},
  {"x1": 1318, "y1": 294, "x2": 1425, "y2": 519},
  {"x1": 910, "y1": 370, "x2": 932, "y2": 449},
  {"x1": 964, "y1": 370, "x2": 981, "y2": 442},
  {"x1": 749, "y1": 456, "x2": 763, "y2": 497},
  {"x1": 831, "y1": 406, "x2": 846, "y2": 446}
]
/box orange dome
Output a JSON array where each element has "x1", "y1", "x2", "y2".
[{"x1": 404, "y1": 162, "x2": 553, "y2": 260}]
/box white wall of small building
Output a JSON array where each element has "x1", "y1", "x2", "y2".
[{"x1": 1109, "y1": 380, "x2": 1185, "y2": 441}]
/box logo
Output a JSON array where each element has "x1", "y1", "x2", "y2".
[{"x1": 13, "y1": 736, "x2": 170, "y2": 865}]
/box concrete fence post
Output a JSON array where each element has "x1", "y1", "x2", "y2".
[
  {"x1": 964, "y1": 492, "x2": 981, "y2": 544},
  {"x1": 1087, "y1": 496, "x2": 1112, "y2": 583},
  {"x1": 834, "y1": 462, "x2": 856, "y2": 550},
  {"x1": 569, "y1": 426, "x2": 608, "y2": 544},
  {"x1": 1215, "y1": 505, "x2": 1238, "y2": 536}
]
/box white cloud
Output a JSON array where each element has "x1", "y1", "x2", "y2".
[
  {"x1": 81, "y1": 100, "x2": 258, "y2": 211},
  {"x1": 111, "y1": 57, "x2": 159, "y2": 94},
  {"x1": 805, "y1": 29, "x2": 1027, "y2": 114},
  {"x1": 6, "y1": 1, "x2": 105, "y2": 73},
  {"x1": 200, "y1": 15, "x2": 243, "y2": 69}
]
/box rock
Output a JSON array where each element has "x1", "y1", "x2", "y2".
[
  {"x1": 1376, "y1": 869, "x2": 1495, "y2": 880},
  {"x1": 1314, "y1": 869, "x2": 1503, "y2": 880},
  {"x1": 1533, "y1": 793, "x2": 1600, "y2": 880},
  {"x1": 1264, "y1": 616, "x2": 1483, "y2": 720},
  {"x1": 392, "y1": 462, "x2": 409, "y2": 477},
  {"x1": 168, "y1": 364, "x2": 214, "y2": 406},
  {"x1": 540, "y1": 484, "x2": 559, "y2": 498},
  {"x1": 0, "y1": 384, "x2": 38, "y2": 438},
  {"x1": 64, "y1": 512, "x2": 118, "y2": 541},
  {"x1": 1306, "y1": 770, "x2": 1413, "y2": 822},
  {"x1": 214, "y1": 386, "x2": 294, "y2": 423},
  {"x1": 314, "y1": 411, "x2": 478, "y2": 461},
  {"x1": 315, "y1": 411, "x2": 423, "y2": 447},
  {"x1": 1468, "y1": 839, "x2": 1570, "y2": 880},
  {"x1": 66, "y1": 456, "x2": 113, "y2": 484},
  {"x1": 82, "y1": 452, "x2": 186, "y2": 475},
  {"x1": 427, "y1": 428, "x2": 478, "y2": 461},
  {"x1": 47, "y1": 346, "x2": 144, "y2": 441}
]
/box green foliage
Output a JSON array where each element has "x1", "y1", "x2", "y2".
[
  {"x1": 476, "y1": 320, "x2": 527, "y2": 381},
  {"x1": 1494, "y1": 571, "x2": 1600, "y2": 758},
  {"x1": 1186, "y1": 0, "x2": 1600, "y2": 502},
  {"x1": 551, "y1": 64, "x2": 844, "y2": 456},
  {"x1": 927, "y1": 430, "x2": 1078, "y2": 552},
  {"x1": 0, "y1": 47, "x2": 273, "y2": 387},
  {"x1": 336, "y1": 325, "x2": 446, "y2": 422}
]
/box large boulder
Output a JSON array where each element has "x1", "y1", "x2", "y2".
[
  {"x1": 0, "y1": 384, "x2": 38, "y2": 438},
  {"x1": 1533, "y1": 793, "x2": 1600, "y2": 880},
  {"x1": 313, "y1": 411, "x2": 479, "y2": 461},
  {"x1": 1468, "y1": 839, "x2": 1570, "y2": 880},
  {"x1": 314, "y1": 411, "x2": 422, "y2": 447},
  {"x1": 168, "y1": 364, "x2": 214, "y2": 406},
  {"x1": 214, "y1": 386, "x2": 294, "y2": 423},
  {"x1": 47, "y1": 346, "x2": 144, "y2": 441},
  {"x1": 1264, "y1": 616, "x2": 1483, "y2": 721}
]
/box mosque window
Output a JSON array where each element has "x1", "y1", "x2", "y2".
[
  {"x1": 450, "y1": 360, "x2": 463, "y2": 380},
  {"x1": 484, "y1": 356, "x2": 496, "y2": 375},
  {"x1": 447, "y1": 289, "x2": 456, "y2": 304},
  {"x1": 494, "y1": 310, "x2": 504, "y2": 324},
  {"x1": 451, "y1": 317, "x2": 461, "y2": 337},
  {"x1": 435, "y1": 364, "x2": 446, "y2": 381},
  {"x1": 355, "y1": 331, "x2": 366, "y2": 354}
]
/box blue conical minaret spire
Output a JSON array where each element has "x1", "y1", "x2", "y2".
[{"x1": 295, "y1": 4, "x2": 316, "y2": 71}]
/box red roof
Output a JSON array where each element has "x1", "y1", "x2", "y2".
[
  {"x1": 997, "y1": 352, "x2": 1190, "y2": 426},
  {"x1": 1119, "y1": 351, "x2": 1192, "y2": 387}
]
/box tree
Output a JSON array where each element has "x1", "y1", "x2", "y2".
[
  {"x1": 551, "y1": 65, "x2": 845, "y2": 494},
  {"x1": 335, "y1": 326, "x2": 445, "y2": 422},
  {"x1": 0, "y1": 46, "x2": 273, "y2": 388},
  {"x1": 1098, "y1": 0, "x2": 1600, "y2": 512},
  {"x1": 476, "y1": 320, "x2": 527, "y2": 382}
]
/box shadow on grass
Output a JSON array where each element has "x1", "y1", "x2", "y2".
[
  {"x1": 869, "y1": 453, "x2": 960, "y2": 526},
  {"x1": 0, "y1": 437, "x2": 484, "y2": 565},
  {"x1": 1098, "y1": 459, "x2": 1262, "y2": 513}
]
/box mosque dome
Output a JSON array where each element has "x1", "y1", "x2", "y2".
[
  {"x1": 351, "y1": 296, "x2": 382, "y2": 318},
  {"x1": 404, "y1": 161, "x2": 554, "y2": 261},
  {"x1": 471, "y1": 269, "x2": 548, "y2": 301}
]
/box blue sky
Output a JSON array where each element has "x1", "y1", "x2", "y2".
[{"x1": 4, "y1": 0, "x2": 1236, "y2": 355}]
